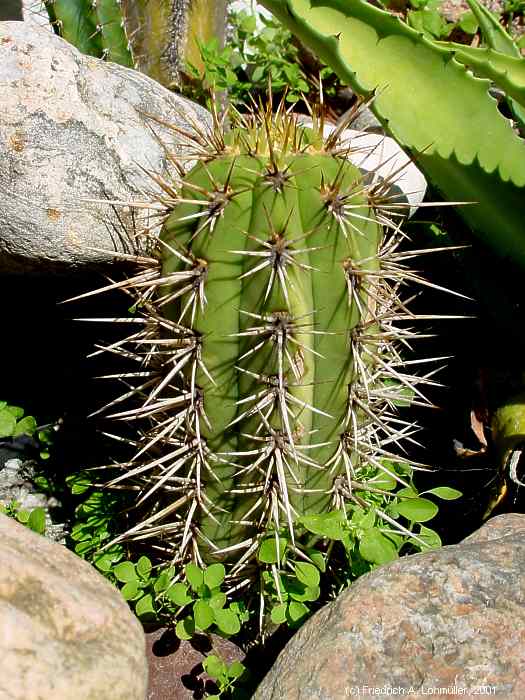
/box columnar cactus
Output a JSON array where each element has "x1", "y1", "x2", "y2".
[
  {"x1": 43, "y1": 0, "x2": 134, "y2": 66},
  {"x1": 43, "y1": 0, "x2": 228, "y2": 86},
  {"x1": 82, "y1": 99, "x2": 443, "y2": 584}
]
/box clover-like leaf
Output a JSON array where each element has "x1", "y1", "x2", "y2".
[
  {"x1": 213, "y1": 607, "x2": 241, "y2": 636},
  {"x1": 193, "y1": 599, "x2": 214, "y2": 631},
  {"x1": 396, "y1": 497, "x2": 439, "y2": 523},
  {"x1": 185, "y1": 562, "x2": 204, "y2": 591},
  {"x1": 166, "y1": 582, "x2": 192, "y2": 607},
  {"x1": 113, "y1": 561, "x2": 138, "y2": 583},
  {"x1": 176, "y1": 616, "x2": 195, "y2": 641},
  {"x1": 203, "y1": 563, "x2": 225, "y2": 589}
]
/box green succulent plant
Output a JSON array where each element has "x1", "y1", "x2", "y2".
[
  {"x1": 43, "y1": 0, "x2": 134, "y2": 66},
  {"x1": 259, "y1": 0, "x2": 525, "y2": 267},
  {"x1": 42, "y1": 0, "x2": 228, "y2": 86},
  {"x1": 69, "y1": 95, "x2": 458, "y2": 627}
]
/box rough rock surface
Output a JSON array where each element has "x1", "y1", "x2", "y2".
[
  {"x1": 0, "y1": 21, "x2": 210, "y2": 273},
  {"x1": 0, "y1": 457, "x2": 67, "y2": 543},
  {"x1": 254, "y1": 513, "x2": 525, "y2": 700},
  {"x1": 0, "y1": 513, "x2": 148, "y2": 699},
  {"x1": 145, "y1": 627, "x2": 244, "y2": 699}
]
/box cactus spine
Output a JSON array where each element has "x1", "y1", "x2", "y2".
[{"x1": 81, "y1": 99, "x2": 446, "y2": 585}]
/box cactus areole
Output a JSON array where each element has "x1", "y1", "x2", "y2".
[{"x1": 87, "y1": 100, "x2": 440, "y2": 583}]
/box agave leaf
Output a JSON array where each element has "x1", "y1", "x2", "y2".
[
  {"x1": 435, "y1": 45, "x2": 525, "y2": 112},
  {"x1": 465, "y1": 0, "x2": 519, "y2": 56},
  {"x1": 467, "y1": 0, "x2": 525, "y2": 129},
  {"x1": 260, "y1": 0, "x2": 525, "y2": 266}
]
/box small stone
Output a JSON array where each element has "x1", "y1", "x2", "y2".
[
  {"x1": 0, "y1": 458, "x2": 67, "y2": 543},
  {"x1": 145, "y1": 626, "x2": 244, "y2": 699},
  {"x1": 0, "y1": 513, "x2": 148, "y2": 699},
  {"x1": 254, "y1": 514, "x2": 525, "y2": 700}
]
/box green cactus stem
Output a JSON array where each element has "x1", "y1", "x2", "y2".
[
  {"x1": 72, "y1": 98, "x2": 454, "y2": 588},
  {"x1": 44, "y1": 0, "x2": 134, "y2": 66},
  {"x1": 44, "y1": 0, "x2": 228, "y2": 86}
]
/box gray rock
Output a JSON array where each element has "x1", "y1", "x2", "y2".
[
  {"x1": 0, "y1": 21, "x2": 211, "y2": 274},
  {"x1": 254, "y1": 514, "x2": 525, "y2": 700},
  {"x1": 347, "y1": 104, "x2": 383, "y2": 134},
  {"x1": 0, "y1": 458, "x2": 67, "y2": 543},
  {"x1": 0, "y1": 512, "x2": 148, "y2": 699}
]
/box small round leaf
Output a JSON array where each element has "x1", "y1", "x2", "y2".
[
  {"x1": 193, "y1": 599, "x2": 214, "y2": 631},
  {"x1": 202, "y1": 654, "x2": 225, "y2": 679},
  {"x1": 166, "y1": 582, "x2": 192, "y2": 607},
  {"x1": 185, "y1": 562, "x2": 204, "y2": 591},
  {"x1": 286, "y1": 601, "x2": 309, "y2": 624},
  {"x1": 203, "y1": 563, "x2": 225, "y2": 588},
  {"x1": 258, "y1": 537, "x2": 286, "y2": 564},
  {"x1": 121, "y1": 581, "x2": 140, "y2": 600},
  {"x1": 135, "y1": 594, "x2": 156, "y2": 620},
  {"x1": 209, "y1": 591, "x2": 227, "y2": 610},
  {"x1": 136, "y1": 556, "x2": 152, "y2": 579},
  {"x1": 176, "y1": 616, "x2": 195, "y2": 641},
  {"x1": 113, "y1": 561, "x2": 138, "y2": 583},
  {"x1": 213, "y1": 607, "x2": 241, "y2": 636},
  {"x1": 0, "y1": 410, "x2": 16, "y2": 438},
  {"x1": 294, "y1": 562, "x2": 320, "y2": 588},
  {"x1": 27, "y1": 507, "x2": 46, "y2": 535},
  {"x1": 270, "y1": 603, "x2": 287, "y2": 625},
  {"x1": 228, "y1": 661, "x2": 246, "y2": 680},
  {"x1": 396, "y1": 497, "x2": 439, "y2": 523},
  {"x1": 359, "y1": 529, "x2": 398, "y2": 565}
]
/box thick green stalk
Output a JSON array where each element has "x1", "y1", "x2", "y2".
[
  {"x1": 44, "y1": 0, "x2": 134, "y2": 66},
  {"x1": 159, "y1": 147, "x2": 380, "y2": 545},
  {"x1": 84, "y1": 101, "x2": 429, "y2": 574}
]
